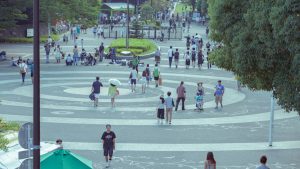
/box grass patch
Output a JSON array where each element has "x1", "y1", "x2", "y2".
[
  {"x1": 109, "y1": 38, "x2": 157, "y2": 56},
  {"x1": 0, "y1": 34, "x2": 60, "y2": 44},
  {"x1": 175, "y1": 3, "x2": 192, "y2": 14},
  {"x1": 0, "y1": 118, "x2": 20, "y2": 151}
]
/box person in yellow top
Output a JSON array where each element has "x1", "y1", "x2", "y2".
[{"x1": 108, "y1": 83, "x2": 119, "y2": 108}]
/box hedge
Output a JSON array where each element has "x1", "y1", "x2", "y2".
[
  {"x1": 0, "y1": 34, "x2": 60, "y2": 44},
  {"x1": 109, "y1": 38, "x2": 157, "y2": 56}
]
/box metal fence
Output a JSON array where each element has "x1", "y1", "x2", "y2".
[{"x1": 102, "y1": 26, "x2": 183, "y2": 40}]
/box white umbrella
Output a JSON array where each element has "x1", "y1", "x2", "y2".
[{"x1": 109, "y1": 79, "x2": 121, "y2": 86}]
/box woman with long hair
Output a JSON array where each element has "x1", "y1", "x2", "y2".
[{"x1": 204, "y1": 152, "x2": 216, "y2": 169}]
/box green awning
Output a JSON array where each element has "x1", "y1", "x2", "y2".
[{"x1": 41, "y1": 149, "x2": 93, "y2": 169}]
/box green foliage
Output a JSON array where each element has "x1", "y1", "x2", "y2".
[
  {"x1": 0, "y1": 0, "x2": 100, "y2": 31},
  {"x1": 109, "y1": 38, "x2": 157, "y2": 56},
  {"x1": 0, "y1": 118, "x2": 20, "y2": 151},
  {"x1": 0, "y1": 0, "x2": 28, "y2": 30},
  {"x1": 208, "y1": 0, "x2": 300, "y2": 113},
  {"x1": 175, "y1": 3, "x2": 192, "y2": 14},
  {"x1": 0, "y1": 35, "x2": 60, "y2": 43},
  {"x1": 140, "y1": 4, "x2": 155, "y2": 21},
  {"x1": 181, "y1": 0, "x2": 196, "y2": 11}
]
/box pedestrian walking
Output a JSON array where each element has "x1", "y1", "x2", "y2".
[
  {"x1": 207, "y1": 51, "x2": 212, "y2": 69},
  {"x1": 204, "y1": 152, "x2": 216, "y2": 169},
  {"x1": 175, "y1": 81, "x2": 186, "y2": 111},
  {"x1": 141, "y1": 69, "x2": 147, "y2": 93},
  {"x1": 214, "y1": 80, "x2": 225, "y2": 109},
  {"x1": 157, "y1": 95, "x2": 165, "y2": 124},
  {"x1": 99, "y1": 42, "x2": 104, "y2": 62},
  {"x1": 91, "y1": 76, "x2": 103, "y2": 107},
  {"x1": 153, "y1": 64, "x2": 160, "y2": 87},
  {"x1": 174, "y1": 48, "x2": 180, "y2": 69},
  {"x1": 145, "y1": 64, "x2": 151, "y2": 87},
  {"x1": 167, "y1": 46, "x2": 173, "y2": 68},
  {"x1": 256, "y1": 155, "x2": 270, "y2": 169},
  {"x1": 73, "y1": 45, "x2": 79, "y2": 66},
  {"x1": 129, "y1": 67, "x2": 138, "y2": 92},
  {"x1": 197, "y1": 82, "x2": 205, "y2": 109},
  {"x1": 93, "y1": 26, "x2": 97, "y2": 38},
  {"x1": 108, "y1": 83, "x2": 118, "y2": 108},
  {"x1": 54, "y1": 48, "x2": 61, "y2": 63},
  {"x1": 184, "y1": 51, "x2": 191, "y2": 69},
  {"x1": 101, "y1": 124, "x2": 116, "y2": 168},
  {"x1": 165, "y1": 91, "x2": 174, "y2": 124},
  {"x1": 29, "y1": 63, "x2": 34, "y2": 84},
  {"x1": 206, "y1": 26, "x2": 209, "y2": 37},
  {"x1": 191, "y1": 48, "x2": 196, "y2": 68},
  {"x1": 19, "y1": 60, "x2": 27, "y2": 85},
  {"x1": 197, "y1": 50, "x2": 204, "y2": 70},
  {"x1": 155, "y1": 48, "x2": 161, "y2": 64},
  {"x1": 44, "y1": 44, "x2": 50, "y2": 63}
]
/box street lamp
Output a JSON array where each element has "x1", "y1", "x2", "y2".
[{"x1": 126, "y1": 0, "x2": 129, "y2": 48}]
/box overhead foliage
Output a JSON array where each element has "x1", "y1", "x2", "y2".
[{"x1": 208, "y1": 0, "x2": 300, "y2": 113}]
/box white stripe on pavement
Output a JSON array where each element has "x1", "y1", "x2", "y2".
[
  {"x1": 58, "y1": 141, "x2": 300, "y2": 152},
  {"x1": 0, "y1": 110, "x2": 297, "y2": 126}
]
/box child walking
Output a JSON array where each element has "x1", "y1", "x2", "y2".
[
  {"x1": 195, "y1": 92, "x2": 204, "y2": 111},
  {"x1": 157, "y1": 95, "x2": 165, "y2": 124}
]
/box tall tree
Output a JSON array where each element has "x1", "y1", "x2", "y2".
[
  {"x1": 0, "y1": 0, "x2": 28, "y2": 30},
  {"x1": 208, "y1": 0, "x2": 300, "y2": 113}
]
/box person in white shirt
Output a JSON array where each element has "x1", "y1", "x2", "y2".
[
  {"x1": 167, "y1": 46, "x2": 173, "y2": 68},
  {"x1": 184, "y1": 51, "x2": 191, "y2": 69},
  {"x1": 129, "y1": 67, "x2": 138, "y2": 92},
  {"x1": 19, "y1": 60, "x2": 28, "y2": 85}
]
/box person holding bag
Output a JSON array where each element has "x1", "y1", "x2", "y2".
[{"x1": 19, "y1": 60, "x2": 27, "y2": 85}]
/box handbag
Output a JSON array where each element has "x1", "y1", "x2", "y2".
[{"x1": 89, "y1": 92, "x2": 95, "y2": 101}]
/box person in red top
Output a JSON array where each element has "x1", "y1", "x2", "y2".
[{"x1": 175, "y1": 81, "x2": 186, "y2": 111}]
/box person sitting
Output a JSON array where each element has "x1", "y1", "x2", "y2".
[
  {"x1": 0, "y1": 51, "x2": 6, "y2": 60},
  {"x1": 17, "y1": 56, "x2": 22, "y2": 65},
  {"x1": 65, "y1": 54, "x2": 73, "y2": 66},
  {"x1": 11, "y1": 57, "x2": 18, "y2": 66}
]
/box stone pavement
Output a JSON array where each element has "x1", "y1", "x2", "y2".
[{"x1": 0, "y1": 21, "x2": 299, "y2": 169}]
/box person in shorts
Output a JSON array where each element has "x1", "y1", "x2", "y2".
[
  {"x1": 214, "y1": 80, "x2": 225, "y2": 109},
  {"x1": 91, "y1": 76, "x2": 103, "y2": 107},
  {"x1": 145, "y1": 64, "x2": 151, "y2": 87},
  {"x1": 101, "y1": 124, "x2": 116, "y2": 168},
  {"x1": 184, "y1": 51, "x2": 191, "y2": 69},
  {"x1": 157, "y1": 96, "x2": 165, "y2": 124},
  {"x1": 129, "y1": 66, "x2": 138, "y2": 92},
  {"x1": 153, "y1": 64, "x2": 160, "y2": 87},
  {"x1": 195, "y1": 92, "x2": 204, "y2": 111},
  {"x1": 174, "y1": 48, "x2": 180, "y2": 69}
]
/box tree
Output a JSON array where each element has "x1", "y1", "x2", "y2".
[
  {"x1": 140, "y1": 4, "x2": 155, "y2": 20},
  {"x1": 182, "y1": 0, "x2": 196, "y2": 11},
  {"x1": 208, "y1": 0, "x2": 300, "y2": 113},
  {"x1": 0, "y1": 0, "x2": 28, "y2": 30}
]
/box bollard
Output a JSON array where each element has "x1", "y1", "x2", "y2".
[{"x1": 115, "y1": 31, "x2": 117, "y2": 39}]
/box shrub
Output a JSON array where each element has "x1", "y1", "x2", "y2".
[
  {"x1": 109, "y1": 38, "x2": 157, "y2": 56},
  {"x1": 0, "y1": 34, "x2": 60, "y2": 43}
]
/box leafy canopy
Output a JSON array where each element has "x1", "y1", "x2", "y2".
[{"x1": 208, "y1": 0, "x2": 300, "y2": 113}]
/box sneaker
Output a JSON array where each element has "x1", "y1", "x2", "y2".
[
  {"x1": 215, "y1": 106, "x2": 218, "y2": 109},
  {"x1": 106, "y1": 162, "x2": 109, "y2": 168}
]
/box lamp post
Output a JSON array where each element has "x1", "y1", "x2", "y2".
[
  {"x1": 33, "y1": 0, "x2": 41, "y2": 168},
  {"x1": 126, "y1": 0, "x2": 129, "y2": 49}
]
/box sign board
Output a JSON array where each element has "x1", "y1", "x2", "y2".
[
  {"x1": 26, "y1": 28, "x2": 34, "y2": 37},
  {"x1": 19, "y1": 159, "x2": 33, "y2": 169},
  {"x1": 18, "y1": 122, "x2": 33, "y2": 149},
  {"x1": 19, "y1": 150, "x2": 33, "y2": 160}
]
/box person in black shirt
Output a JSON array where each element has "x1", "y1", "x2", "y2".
[
  {"x1": 99, "y1": 42, "x2": 104, "y2": 62},
  {"x1": 101, "y1": 124, "x2": 116, "y2": 168},
  {"x1": 174, "y1": 48, "x2": 180, "y2": 69},
  {"x1": 91, "y1": 76, "x2": 103, "y2": 107}
]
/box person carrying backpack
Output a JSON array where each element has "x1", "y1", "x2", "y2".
[
  {"x1": 19, "y1": 60, "x2": 27, "y2": 85},
  {"x1": 145, "y1": 64, "x2": 151, "y2": 87},
  {"x1": 153, "y1": 64, "x2": 160, "y2": 88}
]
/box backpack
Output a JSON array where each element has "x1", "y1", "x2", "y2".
[
  {"x1": 153, "y1": 68, "x2": 159, "y2": 77},
  {"x1": 192, "y1": 51, "x2": 196, "y2": 58},
  {"x1": 20, "y1": 64, "x2": 26, "y2": 73}
]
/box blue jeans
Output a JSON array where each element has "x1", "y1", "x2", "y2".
[{"x1": 168, "y1": 57, "x2": 173, "y2": 67}]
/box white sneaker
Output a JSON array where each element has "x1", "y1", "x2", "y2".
[{"x1": 106, "y1": 162, "x2": 109, "y2": 168}]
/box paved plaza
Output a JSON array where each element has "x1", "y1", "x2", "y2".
[{"x1": 0, "y1": 23, "x2": 299, "y2": 169}]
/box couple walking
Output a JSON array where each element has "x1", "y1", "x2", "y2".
[{"x1": 91, "y1": 77, "x2": 119, "y2": 108}]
